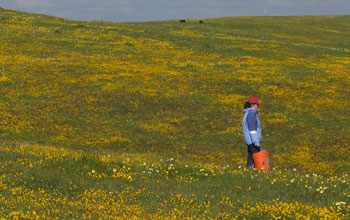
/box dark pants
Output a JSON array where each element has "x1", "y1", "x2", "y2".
[{"x1": 247, "y1": 144, "x2": 261, "y2": 168}]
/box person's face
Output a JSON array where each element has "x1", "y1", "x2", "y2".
[{"x1": 252, "y1": 103, "x2": 259, "y2": 110}]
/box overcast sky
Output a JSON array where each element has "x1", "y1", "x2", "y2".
[{"x1": 1, "y1": 0, "x2": 350, "y2": 22}]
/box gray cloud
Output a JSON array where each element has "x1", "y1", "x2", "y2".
[{"x1": 1, "y1": 0, "x2": 349, "y2": 22}]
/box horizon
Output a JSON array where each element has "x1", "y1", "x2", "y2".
[
  {"x1": 1, "y1": 6, "x2": 350, "y2": 23},
  {"x1": 1, "y1": 0, "x2": 350, "y2": 22}
]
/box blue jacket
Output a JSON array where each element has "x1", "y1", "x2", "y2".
[{"x1": 242, "y1": 108, "x2": 262, "y2": 146}]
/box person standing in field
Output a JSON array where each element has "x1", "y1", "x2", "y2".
[{"x1": 242, "y1": 97, "x2": 262, "y2": 168}]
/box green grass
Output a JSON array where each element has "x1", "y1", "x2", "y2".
[{"x1": 0, "y1": 7, "x2": 349, "y2": 219}]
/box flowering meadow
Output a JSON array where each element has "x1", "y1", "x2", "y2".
[{"x1": 0, "y1": 8, "x2": 349, "y2": 219}]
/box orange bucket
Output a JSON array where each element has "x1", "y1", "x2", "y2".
[{"x1": 252, "y1": 150, "x2": 270, "y2": 170}]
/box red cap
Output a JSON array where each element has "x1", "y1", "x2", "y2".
[{"x1": 248, "y1": 97, "x2": 262, "y2": 105}]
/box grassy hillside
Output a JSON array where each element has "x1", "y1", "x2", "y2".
[{"x1": 0, "y1": 8, "x2": 349, "y2": 219}]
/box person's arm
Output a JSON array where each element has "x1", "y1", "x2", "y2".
[{"x1": 247, "y1": 112, "x2": 260, "y2": 146}]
